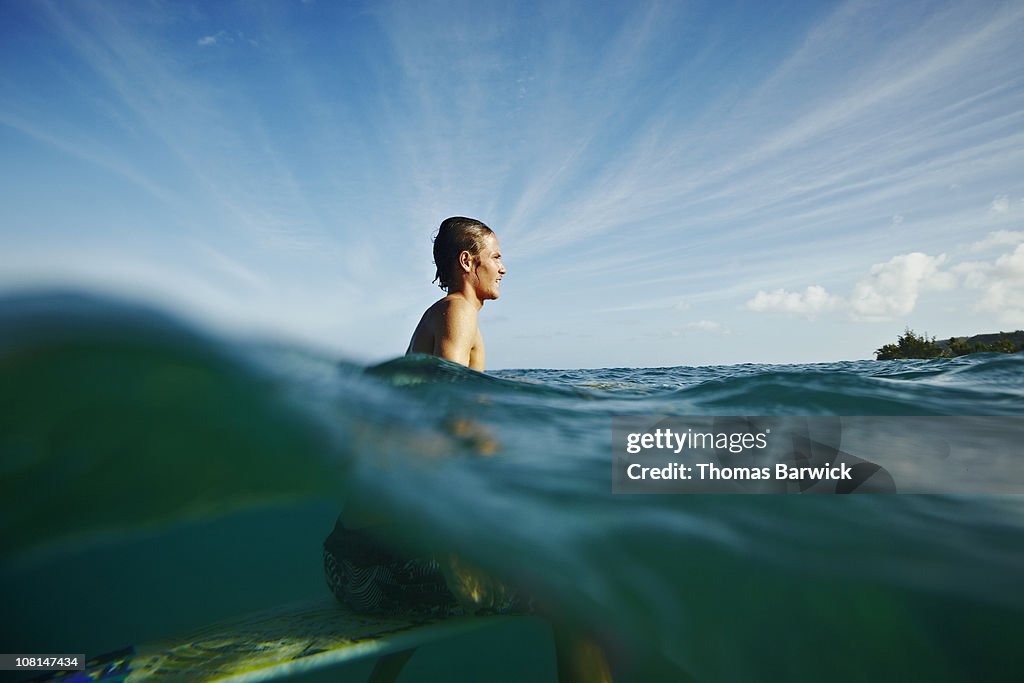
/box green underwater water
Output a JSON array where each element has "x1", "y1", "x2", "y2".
[{"x1": 2, "y1": 291, "x2": 1023, "y2": 682}]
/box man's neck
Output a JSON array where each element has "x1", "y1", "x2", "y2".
[{"x1": 450, "y1": 283, "x2": 484, "y2": 310}]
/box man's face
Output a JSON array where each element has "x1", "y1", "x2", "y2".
[{"x1": 471, "y1": 233, "x2": 506, "y2": 300}]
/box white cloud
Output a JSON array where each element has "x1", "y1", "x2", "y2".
[
  {"x1": 991, "y1": 194, "x2": 1011, "y2": 213},
  {"x1": 849, "y1": 252, "x2": 953, "y2": 321},
  {"x1": 952, "y1": 260, "x2": 989, "y2": 288},
  {"x1": 197, "y1": 34, "x2": 218, "y2": 47},
  {"x1": 745, "y1": 285, "x2": 841, "y2": 316},
  {"x1": 971, "y1": 230, "x2": 1024, "y2": 252},
  {"x1": 993, "y1": 243, "x2": 1024, "y2": 279},
  {"x1": 744, "y1": 244, "x2": 1023, "y2": 326},
  {"x1": 957, "y1": 244, "x2": 1024, "y2": 326}
]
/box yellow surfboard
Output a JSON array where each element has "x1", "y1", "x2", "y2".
[{"x1": 42, "y1": 598, "x2": 523, "y2": 682}]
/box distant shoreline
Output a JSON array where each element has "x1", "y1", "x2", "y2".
[
  {"x1": 876, "y1": 329, "x2": 1024, "y2": 360},
  {"x1": 934, "y1": 331, "x2": 1024, "y2": 353}
]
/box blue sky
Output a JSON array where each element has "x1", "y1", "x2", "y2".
[{"x1": 2, "y1": 0, "x2": 1022, "y2": 369}]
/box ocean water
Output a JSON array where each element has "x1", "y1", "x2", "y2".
[{"x1": 2, "y1": 291, "x2": 1023, "y2": 682}]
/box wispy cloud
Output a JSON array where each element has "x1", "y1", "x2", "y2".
[
  {"x1": 684, "y1": 320, "x2": 729, "y2": 334},
  {"x1": 4, "y1": 0, "x2": 1023, "y2": 366},
  {"x1": 191, "y1": 241, "x2": 268, "y2": 294},
  {"x1": 34, "y1": 2, "x2": 328, "y2": 250},
  {"x1": 596, "y1": 297, "x2": 691, "y2": 314},
  {"x1": 0, "y1": 110, "x2": 179, "y2": 206},
  {"x1": 350, "y1": 0, "x2": 1024, "y2": 343},
  {"x1": 197, "y1": 30, "x2": 257, "y2": 48}
]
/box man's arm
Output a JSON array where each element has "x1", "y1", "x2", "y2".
[{"x1": 435, "y1": 299, "x2": 479, "y2": 368}]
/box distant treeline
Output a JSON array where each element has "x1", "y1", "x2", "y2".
[{"x1": 875, "y1": 329, "x2": 1024, "y2": 360}]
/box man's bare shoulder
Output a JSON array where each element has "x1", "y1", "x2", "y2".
[
  {"x1": 405, "y1": 295, "x2": 478, "y2": 364},
  {"x1": 428, "y1": 294, "x2": 478, "y2": 324}
]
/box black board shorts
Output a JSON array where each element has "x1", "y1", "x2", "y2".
[{"x1": 322, "y1": 516, "x2": 532, "y2": 617}]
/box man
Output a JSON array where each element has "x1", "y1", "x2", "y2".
[
  {"x1": 323, "y1": 217, "x2": 511, "y2": 631},
  {"x1": 406, "y1": 216, "x2": 505, "y2": 371},
  {"x1": 404, "y1": 217, "x2": 616, "y2": 682}
]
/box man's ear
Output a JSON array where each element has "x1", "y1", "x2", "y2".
[{"x1": 459, "y1": 250, "x2": 473, "y2": 272}]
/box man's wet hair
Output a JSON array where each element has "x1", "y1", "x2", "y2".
[{"x1": 432, "y1": 216, "x2": 494, "y2": 292}]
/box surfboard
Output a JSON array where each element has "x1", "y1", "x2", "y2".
[{"x1": 38, "y1": 597, "x2": 523, "y2": 682}]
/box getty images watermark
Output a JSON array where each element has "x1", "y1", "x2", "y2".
[{"x1": 612, "y1": 416, "x2": 1024, "y2": 494}]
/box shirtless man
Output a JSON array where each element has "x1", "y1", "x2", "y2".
[
  {"x1": 407, "y1": 216, "x2": 505, "y2": 371},
  {"x1": 404, "y1": 218, "x2": 615, "y2": 682}
]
